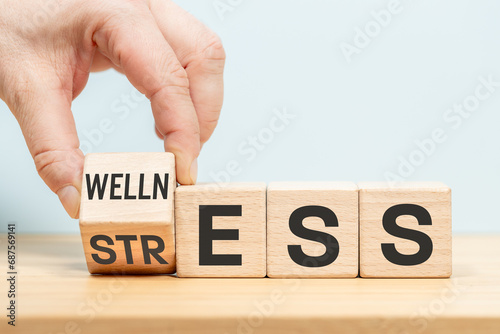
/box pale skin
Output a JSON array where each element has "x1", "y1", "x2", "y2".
[{"x1": 0, "y1": 0, "x2": 226, "y2": 218}]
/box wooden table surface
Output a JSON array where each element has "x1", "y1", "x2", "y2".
[{"x1": 1, "y1": 234, "x2": 499, "y2": 333}]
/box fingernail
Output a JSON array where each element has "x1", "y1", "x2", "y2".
[
  {"x1": 57, "y1": 186, "x2": 81, "y2": 219},
  {"x1": 190, "y1": 159, "x2": 198, "y2": 184}
]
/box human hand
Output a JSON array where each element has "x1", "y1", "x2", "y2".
[{"x1": 0, "y1": 0, "x2": 225, "y2": 218}]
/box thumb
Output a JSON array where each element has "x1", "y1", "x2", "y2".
[{"x1": 5, "y1": 70, "x2": 83, "y2": 218}]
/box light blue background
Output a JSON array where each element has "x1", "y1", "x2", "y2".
[{"x1": 1, "y1": 0, "x2": 499, "y2": 233}]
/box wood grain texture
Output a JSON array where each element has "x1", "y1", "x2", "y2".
[
  {"x1": 175, "y1": 182, "x2": 267, "y2": 277},
  {"x1": 267, "y1": 182, "x2": 358, "y2": 278},
  {"x1": 359, "y1": 182, "x2": 452, "y2": 278},
  {"x1": 79, "y1": 152, "x2": 176, "y2": 274},
  {"x1": 0, "y1": 234, "x2": 499, "y2": 334}
]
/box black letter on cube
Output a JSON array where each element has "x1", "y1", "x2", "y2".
[
  {"x1": 90, "y1": 235, "x2": 117, "y2": 265},
  {"x1": 288, "y1": 205, "x2": 340, "y2": 268},
  {"x1": 199, "y1": 205, "x2": 242, "y2": 266},
  {"x1": 382, "y1": 204, "x2": 433, "y2": 266}
]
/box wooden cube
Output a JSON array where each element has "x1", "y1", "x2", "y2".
[
  {"x1": 359, "y1": 182, "x2": 451, "y2": 278},
  {"x1": 79, "y1": 152, "x2": 176, "y2": 274},
  {"x1": 267, "y1": 182, "x2": 358, "y2": 278},
  {"x1": 175, "y1": 183, "x2": 266, "y2": 277}
]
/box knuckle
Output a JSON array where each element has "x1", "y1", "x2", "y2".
[
  {"x1": 92, "y1": 0, "x2": 149, "y2": 41},
  {"x1": 161, "y1": 62, "x2": 190, "y2": 96},
  {"x1": 201, "y1": 33, "x2": 226, "y2": 61},
  {"x1": 141, "y1": 50, "x2": 190, "y2": 98},
  {"x1": 185, "y1": 32, "x2": 226, "y2": 72},
  {"x1": 169, "y1": 62, "x2": 189, "y2": 85},
  {"x1": 148, "y1": 67, "x2": 191, "y2": 104}
]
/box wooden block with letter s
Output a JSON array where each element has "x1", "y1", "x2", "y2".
[
  {"x1": 175, "y1": 183, "x2": 267, "y2": 278},
  {"x1": 359, "y1": 182, "x2": 452, "y2": 278},
  {"x1": 79, "y1": 152, "x2": 176, "y2": 274},
  {"x1": 267, "y1": 182, "x2": 359, "y2": 278}
]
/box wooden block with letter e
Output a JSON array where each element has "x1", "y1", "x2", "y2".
[
  {"x1": 267, "y1": 182, "x2": 359, "y2": 278},
  {"x1": 79, "y1": 152, "x2": 176, "y2": 274},
  {"x1": 359, "y1": 182, "x2": 452, "y2": 278},
  {"x1": 175, "y1": 183, "x2": 267, "y2": 277}
]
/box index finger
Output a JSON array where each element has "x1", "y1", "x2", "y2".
[{"x1": 92, "y1": 4, "x2": 200, "y2": 184}]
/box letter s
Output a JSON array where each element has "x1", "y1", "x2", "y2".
[
  {"x1": 288, "y1": 205, "x2": 339, "y2": 268},
  {"x1": 381, "y1": 204, "x2": 433, "y2": 266},
  {"x1": 90, "y1": 235, "x2": 117, "y2": 265}
]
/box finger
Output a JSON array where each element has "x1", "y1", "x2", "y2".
[
  {"x1": 4, "y1": 68, "x2": 83, "y2": 218},
  {"x1": 148, "y1": 0, "x2": 226, "y2": 144},
  {"x1": 90, "y1": 50, "x2": 124, "y2": 74},
  {"x1": 93, "y1": 4, "x2": 200, "y2": 184}
]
